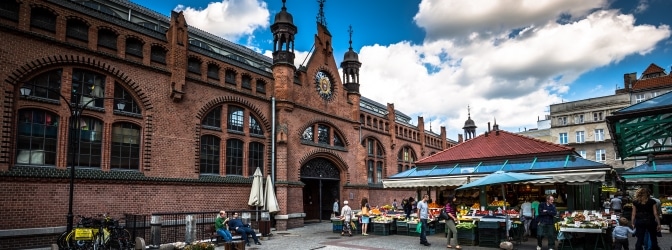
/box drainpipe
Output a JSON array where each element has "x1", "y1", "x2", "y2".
[{"x1": 272, "y1": 97, "x2": 276, "y2": 184}]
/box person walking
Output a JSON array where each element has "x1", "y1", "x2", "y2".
[
  {"x1": 536, "y1": 195, "x2": 556, "y2": 250},
  {"x1": 360, "y1": 197, "x2": 371, "y2": 236},
  {"x1": 612, "y1": 217, "x2": 635, "y2": 250},
  {"x1": 611, "y1": 195, "x2": 623, "y2": 213},
  {"x1": 444, "y1": 195, "x2": 461, "y2": 249},
  {"x1": 417, "y1": 194, "x2": 431, "y2": 247},
  {"x1": 340, "y1": 200, "x2": 353, "y2": 237},
  {"x1": 520, "y1": 198, "x2": 533, "y2": 239},
  {"x1": 631, "y1": 188, "x2": 660, "y2": 250},
  {"x1": 333, "y1": 198, "x2": 340, "y2": 218},
  {"x1": 530, "y1": 197, "x2": 541, "y2": 237}
]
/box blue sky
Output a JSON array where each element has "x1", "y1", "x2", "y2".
[{"x1": 132, "y1": 0, "x2": 672, "y2": 140}]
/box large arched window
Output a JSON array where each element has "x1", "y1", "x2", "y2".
[
  {"x1": 226, "y1": 139, "x2": 243, "y2": 175},
  {"x1": 200, "y1": 135, "x2": 220, "y2": 174},
  {"x1": 362, "y1": 137, "x2": 385, "y2": 183},
  {"x1": 114, "y1": 83, "x2": 141, "y2": 114},
  {"x1": 72, "y1": 69, "x2": 105, "y2": 108},
  {"x1": 111, "y1": 122, "x2": 140, "y2": 170},
  {"x1": 248, "y1": 142, "x2": 264, "y2": 176},
  {"x1": 227, "y1": 106, "x2": 244, "y2": 132},
  {"x1": 249, "y1": 116, "x2": 263, "y2": 136},
  {"x1": 202, "y1": 106, "x2": 222, "y2": 128},
  {"x1": 397, "y1": 146, "x2": 417, "y2": 172},
  {"x1": 21, "y1": 69, "x2": 62, "y2": 100},
  {"x1": 16, "y1": 109, "x2": 59, "y2": 165},
  {"x1": 72, "y1": 116, "x2": 103, "y2": 168},
  {"x1": 301, "y1": 123, "x2": 346, "y2": 149}
]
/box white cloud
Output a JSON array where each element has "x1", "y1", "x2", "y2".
[
  {"x1": 358, "y1": 0, "x2": 670, "y2": 139},
  {"x1": 634, "y1": 0, "x2": 649, "y2": 14},
  {"x1": 175, "y1": 0, "x2": 270, "y2": 41}
]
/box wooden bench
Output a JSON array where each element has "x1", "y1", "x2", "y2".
[{"x1": 207, "y1": 224, "x2": 262, "y2": 246}]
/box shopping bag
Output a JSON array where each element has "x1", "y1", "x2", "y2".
[
  {"x1": 416, "y1": 222, "x2": 422, "y2": 233},
  {"x1": 350, "y1": 221, "x2": 357, "y2": 230}
]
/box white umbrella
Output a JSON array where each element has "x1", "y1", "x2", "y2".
[
  {"x1": 264, "y1": 174, "x2": 280, "y2": 213},
  {"x1": 248, "y1": 167, "x2": 265, "y2": 221}
]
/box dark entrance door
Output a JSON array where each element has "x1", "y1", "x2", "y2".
[{"x1": 300, "y1": 158, "x2": 340, "y2": 222}]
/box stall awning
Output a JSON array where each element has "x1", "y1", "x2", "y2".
[
  {"x1": 621, "y1": 160, "x2": 672, "y2": 182},
  {"x1": 383, "y1": 155, "x2": 611, "y2": 188},
  {"x1": 382, "y1": 176, "x2": 477, "y2": 188}
]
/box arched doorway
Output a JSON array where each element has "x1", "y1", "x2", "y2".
[{"x1": 300, "y1": 158, "x2": 340, "y2": 221}]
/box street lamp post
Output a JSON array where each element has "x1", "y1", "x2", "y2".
[{"x1": 19, "y1": 84, "x2": 125, "y2": 233}]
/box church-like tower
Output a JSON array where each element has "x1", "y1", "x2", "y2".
[
  {"x1": 340, "y1": 25, "x2": 362, "y2": 120},
  {"x1": 463, "y1": 106, "x2": 477, "y2": 140}
]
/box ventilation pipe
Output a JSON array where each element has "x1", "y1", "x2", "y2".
[{"x1": 271, "y1": 97, "x2": 276, "y2": 184}]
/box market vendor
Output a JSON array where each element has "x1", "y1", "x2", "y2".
[{"x1": 536, "y1": 195, "x2": 557, "y2": 250}]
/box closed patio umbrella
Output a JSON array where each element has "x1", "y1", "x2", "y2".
[
  {"x1": 264, "y1": 174, "x2": 280, "y2": 213},
  {"x1": 248, "y1": 167, "x2": 264, "y2": 221}
]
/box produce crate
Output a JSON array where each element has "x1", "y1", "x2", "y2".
[
  {"x1": 332, "y1": 220, "x2": 343, "y2": 233},
  {"x1": 456, "y1": 227, "x2": 477, "y2": 241},
  {"x1": 373, "y1": 222, "x2": 391, "y2": 236},
  {"x1": 390, "y1": 219, "x2": 397, "y2": 234},
  {"x1": 478, "y1": 228, "x2": 505, "y2": 248},
  {"x1": 435, "y1": 221, "x2": 445, "y2": 233},
  {"x1": 351, "y1": 220, "x2": 362, "y2": 234},
  {"x1": 408, "y1": 222, "x2": 420, "y2": 237},
  {"x1": 396, "y1": 221, "x2": 408, "y2": 235}
]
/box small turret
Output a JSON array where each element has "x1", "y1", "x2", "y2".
[
  {"x1": 341, "y1": 25, "x2": 361, "y2": 93},
  {"x1": 271, "y1": 0, "x2": 297, "y2": 67}
]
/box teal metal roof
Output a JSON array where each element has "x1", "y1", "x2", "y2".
[
  {"x1": 615, "y1": 90, "x2": 672, "y2": 114},
  {"x1": 622, "y1": 160, "x2": 672, "y2": 174},
  {"x1": 388, "y1": 155, "x2": 607, "y2": 179}
]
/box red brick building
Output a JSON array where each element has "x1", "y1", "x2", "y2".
[{"x1": 0, "y1": 0, "x2": 453, "y2": 246}]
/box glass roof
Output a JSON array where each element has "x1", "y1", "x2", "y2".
[
  {"x1": 616, "y1": 90, "x2": 672, "y2": 114},
  {"x1": 389, "y1": 155, "x2": 607, "y2": 179},
  {"x1": 622, "y1": 160, "x2": 672, "y2": 174}
]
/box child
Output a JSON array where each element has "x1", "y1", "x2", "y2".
[{"x1": 612, "y1": 217, "x2": 635, "y2": 250}]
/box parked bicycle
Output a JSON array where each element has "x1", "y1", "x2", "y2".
[{"x1": 57, "y1": 214, "x2": 133, "y2": 250}]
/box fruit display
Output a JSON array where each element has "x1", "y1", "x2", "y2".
[
  {"x1": 372, "y1": 216, "x2": 393, "y2": 223},
  {"x1": 489, "y1": 200, "x2": 510, "y2": 207},
  {"x1": 380, "y1": 204, "x2": 394, "y2": 211},
  {"x1": 573, "y1": 213, "x2": 586, "y2": 222},
  {"x1": 369, "y1": 208, "x2": 382, "y2": 215},
  {"x1": 471, "y1": 203, "x2": 481, "y2": 209},
  {"x1": 428, "y1": 202, "x2": 441, "y2": 208},
  {"x1": 455, "y1": 222, "x2": 476, "y2": 229}
]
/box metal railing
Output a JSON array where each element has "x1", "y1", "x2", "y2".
[{"x1": 124, "y1": 210, "x2": 268, "y2": 245}]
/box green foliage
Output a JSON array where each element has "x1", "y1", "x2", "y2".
[{"x1": 183, "y1": 242, "x2": 215, "y2": 250}]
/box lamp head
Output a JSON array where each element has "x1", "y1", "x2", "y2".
[{"x1": 20, "y1": 86, "x2": 31, "y2": 97}]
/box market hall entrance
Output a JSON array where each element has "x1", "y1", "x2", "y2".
[{"x1": 300, "y1": 158, "x2": 340, "y2": 222}]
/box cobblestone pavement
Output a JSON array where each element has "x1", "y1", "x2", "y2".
[{"x1": 218, "y1": 221, "x2": 672, "y2": 250}]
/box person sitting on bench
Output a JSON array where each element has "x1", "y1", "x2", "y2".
[
  {"x1": 215, "y1": 211, "x2": 233, "y2": 242},
  {"x1": 228, "y1": 212, "x2": 262, "y2": 247}
]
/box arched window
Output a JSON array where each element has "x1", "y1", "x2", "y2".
[
  {"x1": 98, "y1": 29, "x2": 117, "y2": 50},
  {"x1": 317, "y1": 125, "x2": 329, "y2": 144},
  {"x1": 333, "y1": 134, "x2": 344, "y2": 147},
  {"x1": 0, "y1": 0, "x2": 20, "y2": 21},
  {"x1": 207, "y1": 64, "x2": 220, "y2": 80},
  {"x1": 397, "y1": 146, "x2": 417, "y2": 171},
  {"x1": 30, "y1": 7, "x2": 56, "y2": 32},
  {"x1": 226, "y1": 139, "x2": 243, "y2": 175},
  {"x1": 227, "y1": 106, "x2": 244, "y2": 132},
  {"x1": 200, "y1": 135, "x2": 220, "y2": 174},
  {"x1": 110, "y1": 122, "x2": 140, "y2": 170},
  {"x1": 188, "y1": 57, "x2": 201, "y2": 74},
  {"x1": 202, "y1": 106, "x2": 222, "y2": 128},
  {"x1": 242, "y1": 75, "x2": 252, "y2": 89},
  {"x1": 248, "y1": 142, "x2": 264, "y2": 176},
  {"x1": 21, "y1": 69, "x2": 62, "y2": 100},
  {"x1": 66, "y1": 18, "x2": 89, "y2": 41},
  {"x1": 225, "y1": 70, "x2": 236, "y2": 85},
  {"x1": 301, "y1": 123, "x2": 346, "y2": 149},
  {"x1": 256, "y1": 80, "x2": 266, "y2": 93},
  {"x1": 150, "y1": 45, "x2": 166, "y2": 64},
  {"x1": 249, "y1": 116, "x2": 263, "y2": 136},
  {"x1": 114, "y1": 83, "x2": 141, "y2": 114},
  {"x1": 71, "y1": 69, "x2": 105, "y2": 108},
  {"x1": 125, "y1": 37, "x2": 143, "y2": 58},
  {"x1": 72, "y1": 116, "x2": 103, "y2": 168},
  {"x1": 363, "y1": 137, "x2": 385, "y2": 183},
  {"x1": 16, "y1": 109, "x2": 59, "y2": 165}
]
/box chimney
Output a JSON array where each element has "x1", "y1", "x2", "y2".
[
  {"x1": 488, "y1": 122, "x2": 491, "y2": 132},
  {"x1": 458, "y1": 134, "x2": 463, "y2": 143},
  {"x1": 623, "y1": 72, "x2": 636, "y2": 89}
]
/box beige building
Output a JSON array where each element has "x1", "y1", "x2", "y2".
[{"x1": 548, "y1": 94, "x2": 635, "y2": 170}]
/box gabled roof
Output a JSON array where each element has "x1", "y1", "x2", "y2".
[
  {"x1": 416, "y1": 130, "x2": 574, "y2": 165},
  {"x1": 632, "y1": 63, "x2": 671, "y2": 90},
  {"x1": 641, "y1": 63, "x2": 666, "y2": 76}
]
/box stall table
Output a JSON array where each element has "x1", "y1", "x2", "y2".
[{"x1": 559, "y1": 227, "x2": 607, "y2": 250}]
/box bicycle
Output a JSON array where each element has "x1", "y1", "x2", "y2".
[
  {"x1": 57, "y1": 214, "x2": 133, "y2": 250},
  {"x1": 57, "y1": 215, "x2": 98, "y2": 249}
]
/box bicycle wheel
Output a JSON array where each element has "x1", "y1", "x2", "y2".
[
  {"x1": 57, "y1": 231, "x2": 69, "y2": 249},
  {"x1": 109, "y1": 229, "x2": 132, "y2": 250}
]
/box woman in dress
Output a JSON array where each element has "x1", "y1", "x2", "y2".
[
  {"x1": 360, "y1": 197, "x2": 371, "y2": 236},
  {"x1": 444, "y1": 195, "x2": 461, "y2": 249},
  {"x1": 631, "y1": 188, "x2": 661, "y2": 250}
]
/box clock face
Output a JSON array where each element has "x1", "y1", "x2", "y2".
[{"x1": 314, "y1": 71, "x2": 333, "y2": 100}]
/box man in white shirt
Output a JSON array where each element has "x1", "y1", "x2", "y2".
[
  {"x1": 333, "y1": 198, "x2": 339, "y2": 217},
  {"x1": 520, "y1": 198, "x2": 533, "y2": 238}
]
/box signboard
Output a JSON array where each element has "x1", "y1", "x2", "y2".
[{"x1": 601, "y1": 187, "x2": 617, "y2": 192}]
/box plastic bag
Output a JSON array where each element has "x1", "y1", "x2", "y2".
[
  {"x1": 416, "y1": 222, "x2": 422, "y2": 233},
  {"x1": 350, "y1": 221, "x2": 357, "y2": 230}
]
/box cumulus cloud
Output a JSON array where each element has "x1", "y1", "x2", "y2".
[
  {"x1": 358, "y1": 0, "x2": 670, "y2": 138},
  {"x1": 175, "y1": 0, "x2": 269, "y2": 41},
  {"x1": 634, "y1": 0, "x2": 649, "y2": 14}
]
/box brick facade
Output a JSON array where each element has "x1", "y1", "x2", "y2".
[{"x1": 0, "y1": 0, "x2": 452, "y2": 247}]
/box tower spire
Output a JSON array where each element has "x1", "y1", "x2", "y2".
[
  {"x1": 281, "y1": 0, "x2": 286, "y2": 11},
  {"x1": 348, "y1": 25, "x2": 353, "y2": 49},
  {"x1": 468, "y1": 105, "x2": 471, "y2": 118},
  {"x1": 316, "y1": 0, "x2": 327, "y2": 27}
]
